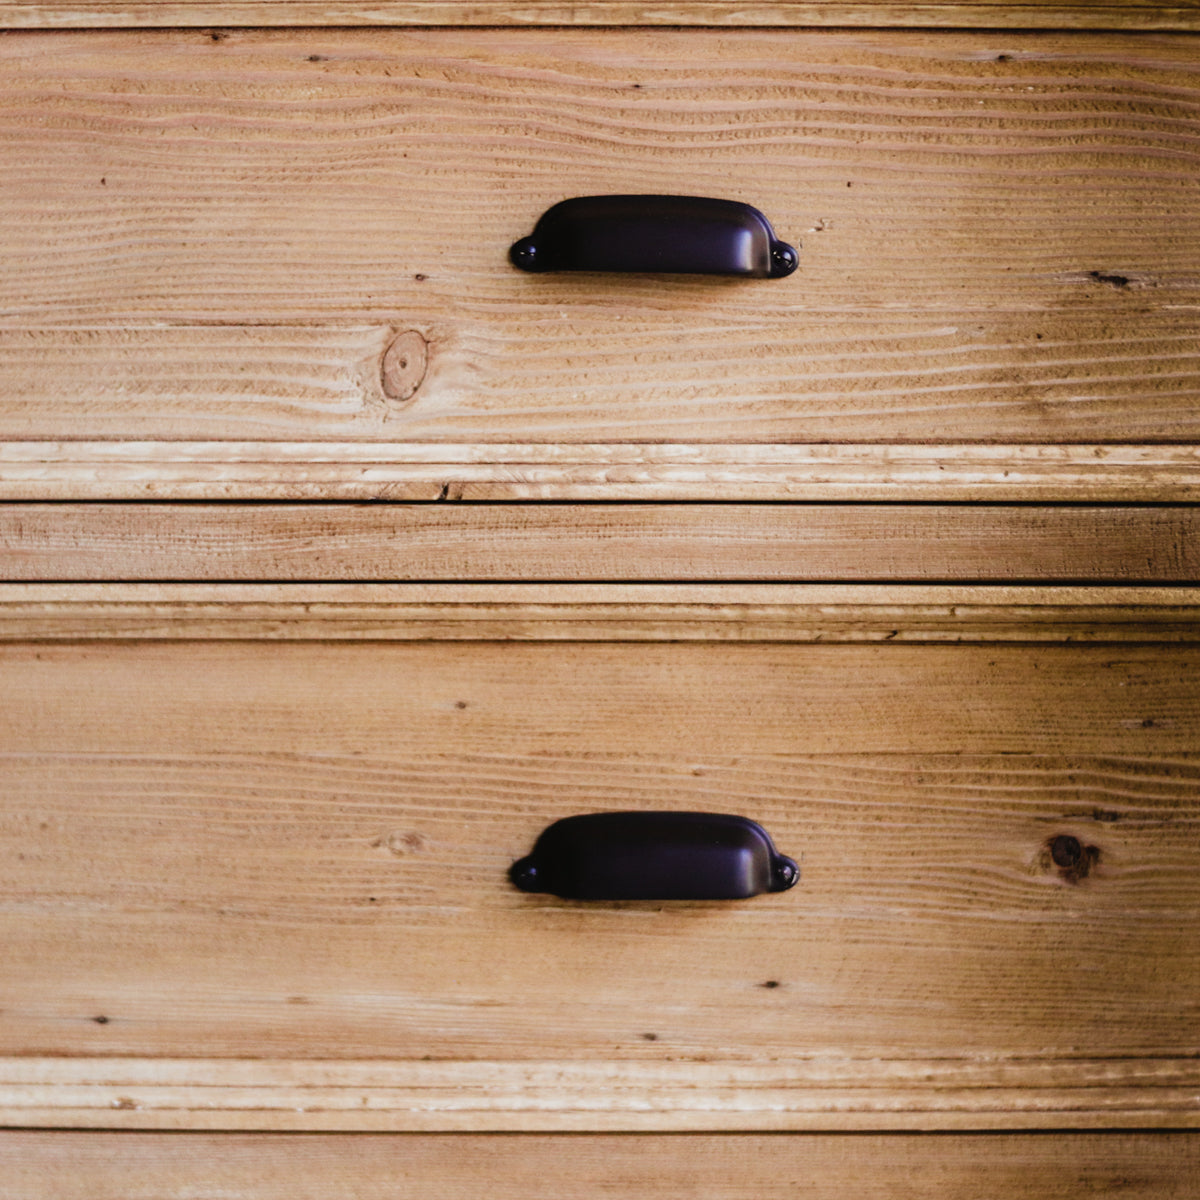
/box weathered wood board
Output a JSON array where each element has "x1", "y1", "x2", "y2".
[
  {"x1": 1, "y1": 629, "x2": 1198, "y2": 1130},
  {"x1": 6, "y1": 2, "x2": 1200, "y2": 31},
  {"x1": 3, "y1": 1131, "x2": 1200, "y2": 1195},
  {"x1": 0, "y1": 30, "x2": 1197, "y2": 476},
  {"x1": 4, "y1": 504, "x2": 1200, "y2": 580}
]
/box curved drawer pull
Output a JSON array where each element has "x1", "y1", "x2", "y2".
[
  {"x1": 510, "y1": 811, "x2": 799, "y2": 900},
  {"x1": 510, "y1": 196, "x2": 798, "y2": 278}
]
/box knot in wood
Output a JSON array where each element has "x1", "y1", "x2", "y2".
[
  {"x1": 380, "y1": 830, "x2": 426, "y2": 856},
  {"x1": 381, "y1": 330, "x2": 429, "y2": 403},
  {"x1": 1046, "y1": 833, "x2": 1100, "y2": 885}
]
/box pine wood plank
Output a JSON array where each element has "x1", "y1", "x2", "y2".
[
  {"x1": 5, "y1": 443, "x2": 1200, "y2": 502},
  {"x1": 3, "y1": 312, "x2": 1200, "y2": 445},
  {"x1": 1, "y1": 31, "x2": 1198, "y2": 455},
  {"x1": 2, "y1": 641, "x2": 1199, "y2": 1072},
  {"x1": 3, "y1": 1131, "x2": 1199, "y2": 1195},
  {"x1": 2, "y1": 609, "x2": 1198, "y2": 1128},
  {"x1": 4, "y1": 582, "x2": 1200, "y2": 641},
  {"x1": 5, "y1": 2, "x2": 1200, "y2": 32},
  {"x1": 3, "y1": 503, "x2": 1198, "y2": 581},
  {"x1": 0, "y1": 1064, "x2": 1199, "y2": 1128},
  {"x1": 10, "y1": 641, "x2": 1196, "y2": 756}
]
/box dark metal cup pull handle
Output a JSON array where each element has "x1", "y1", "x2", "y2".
[
  {"x1": 510, "y1": 812, "x2": 799, "y2": 901},
  {"x1": 510, "y1": 196, "x2": 798, "y2": 278}
]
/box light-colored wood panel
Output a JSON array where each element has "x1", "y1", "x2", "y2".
[
  {"x1": 2, "y1": 1133, "x2": 1200, "y2": 1195},
  {"x1": 3, "y1": 1058, "x2": 1200, "y2": 1129},
  {"x1": 3, "y1": 503, "x2": 1197, "y2": 581},
  {"x1": 6, "y1": 2, "x2": 1200, "y2": 32},
  {"x1": 2, "y1": 743, "x2": 1200, "y2": 1118},
  {"x1": 2, "y1": 640, "x2": 1198, "y2": 1065},
  {"x1": 5, "y1": 443, "x2": 1200, "y2": 501},
  {"x1": 5, "y1": 582, "x2": 1200, "y2": 641},
  {"x1": 6, "y1": 27, "x2": 1197, "y2": 324},
  {"x1": 8, "y1": 642, "x2": 1195, "y2": 755},
  {"x1": 1, "y1": 30, "x2": 1198, "y2": 448},
  {"x1": 3, "y1": 312, "x2": 1200, "y2": 444}
]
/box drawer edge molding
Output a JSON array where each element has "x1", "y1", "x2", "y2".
[
  {"x1": 2, "y1": 1056, "x2": 1198, "y2": 1132},
  {"x1": 3, "y1": 583, "x2": 1200, "y2": 642},
  {"x1": 3, "y1": 2, "x2": 1200, "y2": 30},
  {"x1": 2, "y1": 443, "x2": 1199, "y2": 503}
]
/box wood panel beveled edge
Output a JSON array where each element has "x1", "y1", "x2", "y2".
[
  {"x1": 2, "y1": 1056, "x2": 1198, "y2": 1131},
  {"x1": 2, "y1": 583, "x2": 1200, "y2": 640},
  {"x1": 2, "y1": 443, "x2": 1199, "y2": 502}
]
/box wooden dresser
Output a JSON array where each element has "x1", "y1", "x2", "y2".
[{"x1": 2, "y1": 3, "x2": 1199, "y2": 1194}]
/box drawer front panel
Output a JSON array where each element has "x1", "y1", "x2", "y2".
[
  {"x1": 2, "y1": 29, "x2": 1198, "y2": 455},
  {"x1": 4, "y1": 635, "x2": 1198, "y2": 1071},
  {"x1": 4, "y1": 1132, "x2": 1199, "y2": 1198}
]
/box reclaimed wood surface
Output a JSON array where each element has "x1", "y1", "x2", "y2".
[
  {"x1": 3, "y1": 1132, "x2": 1199, "y2": 1196},
  {"x1": 2, "y1": 634, "x2": 1198, "y2": 1128},
  {"x1": 3, "y1": 1057, "x2": 1200, "y2": 1129},
  {"x1": 4, "y1": 503, "x2": 1199, "y2": 581},
  {"x1": 1, "y1": 30, "x2": 1198, "y2": 493},
  {"x1": 5, "y1": 443, "x2": 1200, "y2": 501},
  {"x1": 3, "y1": 311, "x2": 1200, "y2": 446},
  {"x1": 5, "y1": 2, "x2": 1200, "y2": 31},
  {"x1": 11, "y1": 640, "x2": 1196, "y2": 755},
  {"x1": 5, "y1": 583, "x2": 1200, "y2": 641}
]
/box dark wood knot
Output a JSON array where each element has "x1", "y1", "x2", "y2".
[{"x1": 1046, "y1": 833, "x2": 1100, "y2": 885}]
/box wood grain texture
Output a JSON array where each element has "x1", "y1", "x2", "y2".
[
  {"x1": 4, "y1": 1132, "x2": 1200, "y2": 1196},
  {"x1": 4, "y1": 503, "x2": 1199, "y2": 582},
  {"x1": 5, "y1": 582, "x2": 1200, "y2": 641},
  {"x1": 10, "y1": 641, "x2": 1197, "y2": 756},
  {"x1": 3, "y1": 314, "x2": 1200, "y2": 445},
  {"x1": 5, "y1": 443, "x2": 1200, "y2": 501},
  {"x1": 4, "y1": 1057, "x2": 1200, "y2": 1129},
  {"x1": 2, "y1": 641, "x2": 1199, "y2": 1073},
  {"x1": 1, "y1": 31, "x2": 1199, "y2": 453},
  {"x1": 6, "y1": 2, "x2": 1200, "y2": 32}
]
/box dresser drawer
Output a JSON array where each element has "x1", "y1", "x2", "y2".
[
  {"x1": 2, "y1": 29, "x2": 1199, "y2": 501},
  {"x1": 2, "y1": 582, "x2": 1198, "y2": 1130},
  {"x1": 4, "y1": 11, "x2": 1198, "y2": 1200}
]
